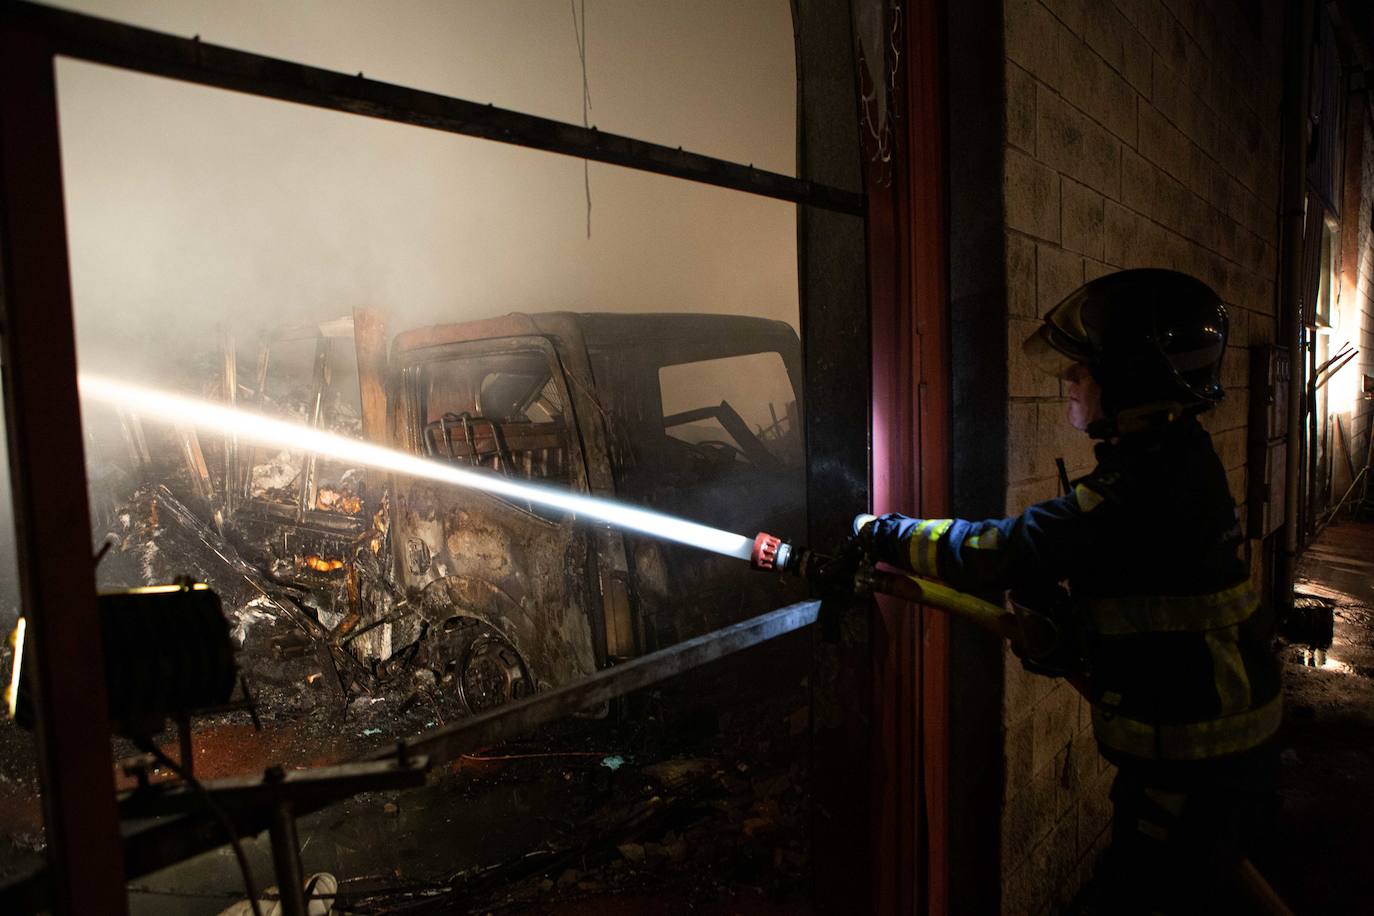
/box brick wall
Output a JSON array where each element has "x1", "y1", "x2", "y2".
[{"x1": 998, "y1": 0, "x2": 1285, "y2": 911}]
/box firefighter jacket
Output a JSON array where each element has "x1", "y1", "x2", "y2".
[{"x1": 870, "y1": 416, "x2": 1280, "y2": 772}]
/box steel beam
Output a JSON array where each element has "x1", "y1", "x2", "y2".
[
  {"x1": 0, "y1": 19, "x2": 127, "y2": 916},
  {"x1": 0, "y1": 1, "x2": 862, "y2": 218},
  {"x1": 394, "y1": 599, "x2": 820, "y2": 763},
  {"x1": 793, "y1": 1, "x2": 872, "y2": 912}
]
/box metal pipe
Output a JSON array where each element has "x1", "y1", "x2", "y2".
[
  {"x1": 222, "y1": 328, "x2": 238, "y2": 517},
  {"x1": 1280, "y1": 0, "x2": 1316, "y2": 605},
  {"x1": 1314, "y1": 346, "x2": 1358, "y2": 389},
  {"x1": 393, "y1": 599, "x2": 820, "y2": 764},
  {"x1": 267, "y1": 802, "x2": 306, "y2": 916},
  {"x1": 1314, "y1": 342, "x2": 1356, "y2": 378},
  {"x1": 1316, "y1": 464, "x2": 1368, "y2": 536},
  {"x1": 296, "y1": 337, "x2": 329, "y2": 521},
  {"x1": 0, "y1": 1, "x2": 863, "y2": 217}
]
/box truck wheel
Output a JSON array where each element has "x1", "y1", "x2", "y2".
[{"x1": 457, "y1": 632, "x2": 531, "y2": 713}]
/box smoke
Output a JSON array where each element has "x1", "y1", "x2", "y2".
[
  {"x1": 80, "y1": 374, "x2": 759, "y2": 561},
  {"x1": 0, "y1": 1, "x2": 800, "y2": 609},
  {"x1": 50, "y1": 0, "x2": 799, "y2": 379}
]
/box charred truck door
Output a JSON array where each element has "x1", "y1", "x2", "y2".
[
  {"x1": 579, "y1": 315, "x2": 807, "y2": 652},
  {"x1": 390, "y1": 335, "x2": 601, "y2": 711}
]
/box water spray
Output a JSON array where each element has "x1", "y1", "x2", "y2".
[
  {"x1": 79, "y1": 374, "x2": 756, "y2": 562},
  {"x1": 78, "y1": 375, "x2": 1014, "y2": 642}
]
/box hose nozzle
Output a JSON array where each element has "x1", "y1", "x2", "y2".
[{"x1": 750, "y1": 532, "x2": 794, "y2": 572}]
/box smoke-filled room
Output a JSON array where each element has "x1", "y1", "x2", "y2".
[{"x1": 1, "y1": 2, "x2": 1373, "y2": 914}]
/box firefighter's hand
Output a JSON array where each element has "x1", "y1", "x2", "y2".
[{"x1": 850, "y1": 512, "x2": 910, "y2": 562}]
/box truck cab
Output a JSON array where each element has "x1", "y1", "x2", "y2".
[{"x1": 134, "y1": 310, "x2": 806, "y2": 713}]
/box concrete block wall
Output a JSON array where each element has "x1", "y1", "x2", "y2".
[{"x1": 998, "y1": 0, "x2": 1285, "y2": 911}]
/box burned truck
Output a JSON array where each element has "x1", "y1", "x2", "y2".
[{"x1": 101, "y1": 311, "x2": 806, "y2": 714}]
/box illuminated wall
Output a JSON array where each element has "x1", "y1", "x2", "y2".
[{"x1": 999, "y1": 1, "x2": 1286, "y2": 911}]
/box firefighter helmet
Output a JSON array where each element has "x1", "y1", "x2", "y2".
[{"x1": 1023, "y1": 269, "x2": 1228, "y2": 414}]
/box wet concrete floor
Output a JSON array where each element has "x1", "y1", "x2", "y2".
[
  {"x1": 0, "y1": 631, "x2": 813, "y2": 915},
  {"x1": 1268, "y1": 519, "x2": 1374, "y2": 913}
]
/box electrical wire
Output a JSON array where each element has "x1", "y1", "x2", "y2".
[
  {"x1": 137, "y1": 741, "x2": 265, "y2": 916},
  {"x1": 571, "y1": 0, "x2": 592, "y2": 237}
]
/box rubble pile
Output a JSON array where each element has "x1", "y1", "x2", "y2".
[{"x1": 326, "y1": 642, "x2": 811, "y2": 915}]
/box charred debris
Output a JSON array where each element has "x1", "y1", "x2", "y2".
[{"x1": 91, "y1": 310, "x2": 809, "y2": 737}]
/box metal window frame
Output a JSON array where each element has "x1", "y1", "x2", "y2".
[{"x1": 0, "y1": 3, "x2": 870, "y2": 914}]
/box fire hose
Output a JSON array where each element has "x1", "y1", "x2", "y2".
[
  {"x1": 747, "y1": 525, "x2": 1025, "y2": 651},
  {"x1": 744, "y1": 525, "x2": 1291, "y2": 916}
]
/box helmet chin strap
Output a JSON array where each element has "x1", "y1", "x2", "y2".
[{"x1": 1086, "y1": 401, "x2": 1186, "y2": 440}]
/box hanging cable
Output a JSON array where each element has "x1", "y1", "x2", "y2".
[
  {"x1": 137, "y1": 742, "x2": 265, "y2": 916},
  {"x1": 571, "y1": 0, "x2": 593, "y2": 238}
]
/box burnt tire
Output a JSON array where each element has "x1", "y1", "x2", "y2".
[{"x1": 453, "y1": 629, "x2": 531, "y2": 714}]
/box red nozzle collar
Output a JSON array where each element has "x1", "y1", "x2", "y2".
[{"x1": 751, "y1": 532, "x2": 783, "y2": 571}]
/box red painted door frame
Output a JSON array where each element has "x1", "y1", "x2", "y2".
[{"x1": 865, "y1": 0, "x2": 950, "y2": 913}]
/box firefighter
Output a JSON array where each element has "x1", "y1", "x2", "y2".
[{"x1": 856, "y1": 269, "x2": 1282, "y2": 913}]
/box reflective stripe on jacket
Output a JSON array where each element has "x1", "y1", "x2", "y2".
[{"x1": 870, "y1": 417, "x2": 1281, "y2": 766}]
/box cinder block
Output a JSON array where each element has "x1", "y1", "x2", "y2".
[
  {"x1": 1120, "y1": 148, "x2": 1155, "y2": 214},
  {"x1": 1007, "y1": 0, "x2": 1065, "y2": 85},
  {"x1": 1006, "y1": 714, "x2": 1036, "y2": 795},
  {"x1": 1053, "y1": 26, "x2": 1139, "y2": 146},
  {"x1": 1191, "y1": 150, "x2": 1226, "y2": 215},
  {"x1": 1061, "y1": 178, "x2": 1106, "y2": 259},
  {"x1": 1004, "y1": 642, "x2": 1042, "y2": 722},
  {"x1": 1067, "y1": 725, "x2": 1101, "y2": 792},
  {"x1": 1010, "y1": 317, "x2": 1062, "y2": 397},
  {"x1": 1103, "y1": 200, "x2": 1141, "y2": 266},
  {"x1": 1211, "y1": 426, "x2": 1247, "y2": 471},
  {"x1": 1157, "y1": 2, "x2": 1206, "y2": 87},
  {"x1": 1037, "y1": 88, "x2": 1122, "y2": 199},
  {"x1": 1148, "y1": 168, "x2": 1194, "y2": 240},
  {"x1": 1002, "y1": 773, "x2": 1061, "y2": 868},
  {"x1": 1242, "y1": 230, "x2": 1270, "y2": 273},
  {"x1": 1137, "y1": 100, "x2": 1190, "y2": 183},
  {"x1": 1009, "y1": 401, "x2": 1041, "y2": 483},
  {"x1": 1042, "y1": 0, "x2": 1087, "y2": 35},
  {"x1": 1120, "y1": 19, "x2": 1153, "y2": 96},
  {"x1": 1008, "y1": 63, "x2": 1038, "y2": 154},
  {"x1": 1124, "y1": 0, "x2": 1169, "y2": 56},
  {"x1": 1039, "y1": 400, "x2": 1095, "y2": 474},
  {"x1": 1006, "y1": 476, "x2": 1062, "y2": 515},
  {"x1": 1008, "y1": 232, "x2": 1038, "y2": 317},
  {"x1": 1109, "y1": 0, "x2": 1141, "y2": 29},
  {"x1": 1215, "y1": 215, "x2": 1241, "y2": 267},
  {"x1": 1006, "y1": 147, "x2": 1062, "y2": 242},
  {"x1": 1082, "y1": 1, "x2": 1125, "y2": 72},
  {"x1": 1229, "y1": 176, "x2": 1273, "y2": 239},
  {"x1": 1153, "y1": 61, "x2": 1220, "y2": 165},
  {"x1": 1049, "y1": 810, "x2": 1082, "y2": 903},
  {"x1": 1132, "y1": 217, "x2": 1172, "y2": 269},
  {"x1": 1084, "y1": 257, "x2": 1116, "y2": 281},
  {"x1": 1032, "y1": 682, "x2": 1080, "y2": 773},
  {"x1": 1258, "y1": 238, "x2": 1278, "y2": 277},
  {"x1": 1003, "y1": 830, "x2": 1056, "y2": 916},
  {"x1": 1037, "y1": 241, "x2": 1085, "y2": 315},
  {"x1": 1247, "y1": 311, "x2": 1275, "y2": 346},
  {"x1": 1077, "y1": 764, "x2": 1115, "y2": 852}
]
